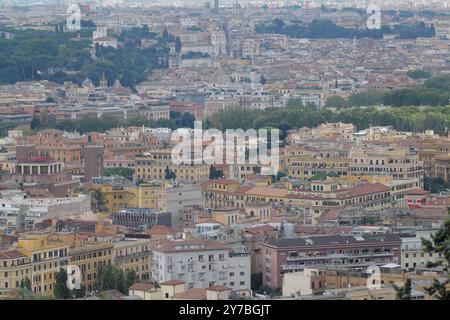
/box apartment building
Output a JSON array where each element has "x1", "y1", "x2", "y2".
[
  {"x1": 0, "y1": 250, "x2": 33, "y2": 291},
  {"x1": 16, "y1": 234, "x2": 70, "y2": 296},
  {"x1": 166, "y1": 183, "x2": 203, "y2": 229},
  {"x1": 151, "y1": 240, "x2": 250, "y2": 291},
  {"x1": 349, "y1": 146, "x2": 424, "y2": 186},
  {"x1": 400, "y1": 230, "x2": 442, "y2": 271},
  {"x1": 134, "y1": 149, "x2": 209, "y2": 182},
  {"x1": 261, "y1": 234, "x2": 402, "y2": 288},
  {"x1": 69, "y1": 242, "x2": 114, "y2": 293},
  {"x1": 112, "y1": 239, "x2": 152, "y2": 281}
]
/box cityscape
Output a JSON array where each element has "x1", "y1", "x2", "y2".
[{"x1": 0, "y1": 0, "x2": 449, "y2": 304}]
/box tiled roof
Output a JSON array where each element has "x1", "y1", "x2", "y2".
[
  {"x1": 129, "y1": 282, "x2": 156, "y2": 292},
  {"x1": 0, "y1": 250, "x2": 27, "y2": 260},
  {"x1": 172, "y1": 288, "x2": 207, "y2": 300},
  {"x1": 160, "y1": 280, "x2": 185, "y2": 286},
  {"x1": 207, "y1": 285, "x2": 231, "y2": 292}
]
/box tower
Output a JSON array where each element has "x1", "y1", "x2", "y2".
[{"x1": 100, "y1": 73, "x2": 108, "y2": 88}]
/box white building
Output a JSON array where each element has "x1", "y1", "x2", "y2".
[
  {"x1": 93, "y1": 27, "x2": 108, "y2": 40},
  {"x1": 166, "y1": 183, "x2": 203, "y2": 229},
  {"x1": 401, "y1": 230, "x2": 441, "y2": 271},
  {"x1": 151, "y1": 240, "x2": 251, "y2": 292},
  {"x1": 282, "y1": 268, "x2": 320, "y2": 297},
  {"x1": 0, "y1": 191, "x2": 91, "y2": 233},
  {"x1": 211, "y1": 30, "x2": 227, "y2": 57}
]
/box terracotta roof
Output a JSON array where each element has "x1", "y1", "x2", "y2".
[
  {"x1": 129, "y1": 282, "x2": 156, "y2": 292},
  {"x1": 205, "y1": 179, "x2": 240, "y2": 185},
  {"x1": 0, "y1": 250, "x2": 27, "y2": 260},
  {"x1": 160, "y1": 280, "x2": 185, "y2": 286},
  {"x1": 244, "y1": 225, "x2": 277, "y2": 235},
  {"x1": 172, "y1": 288, "x2": 207, "y2": 300},
  {"x1": 146, "y1": 225, "x2": 178, "y2": 236},
  {"x1": 342, "y1": 183, "x2": 391, "y2": 198},
  {"x1": 207, "y1": 285, "x2": 231, "y2": 292},
  {"x1": 244, "y1": 186, "x2": 289, "y2": 198},
  {"x1": 101, "y1": 289, "x2": 125, "y2": 300},
  {"x1": 406, "y1": 190, "x2": 430, "y2": 196}
]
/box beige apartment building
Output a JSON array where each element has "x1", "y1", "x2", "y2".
[
  {"x1": 134, "y1": 149, "x2": 209, "y2": 182},
  {"x1": 349, "y1": 146, "x2": 424, "y2": 186}
]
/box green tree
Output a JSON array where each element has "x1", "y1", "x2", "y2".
[
  {"x1": 209, "y1": 165, "x2": 224, "y2": 180},
  {"x1": 99, "y1": 264, "x2": 116, "y2": 291},
  {"x1": 164, "y1": 166, "x2": 176, "y2": 180},
  {"x1": 175, "y1": 36, "x2": 181, "y2": 54},
  {"x1": 104, "y1": 167, "x2": 134, "y2": 179},
  {"x1": 54, "y1": 268, "x2": 72, "y2": 299},
  {"x1": 422, "y1": 217, "x2": 450, "y2": 300},
  {"x1": 125, "y1": 270, "x2": 137, "y2": 291},
  {"x1": 286, "y1": 97, "x2": 303, "y2": 108},
  {"x1": 407, "y1": 69, "x2": 432, "y2": 79},
  {"x1": 326, "y1": 95, "x2": 347, "y2": 109},
  {"x1": 91, "y1": 189, "x2": 106, "y2": 213},
  {"x1": 251, "y1": 272, "x2": 263, "y2": 291},
  {"x1": 393, "y1": 278, "x2": 412, "y2": 300},
  {"x1": 424, "y1": 177, "x2": 450, "y2": 193},
  {"x1": 114, "y1": 269, "x2": 126, "y2": 295},
  {"x1": 20, "y1": 277, "x2": 32, "y2": 291}
]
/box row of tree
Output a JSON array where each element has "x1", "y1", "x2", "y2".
[
  {"x1": 327, "y1": 74, "x2": 450, "y2": 109},
  {"x1": 208, "y1": 104, "x2": 450, "y2": 137},
  {"x1": 30, "y1": 111, "x2": 196, "y2": 134},
  {"x1": 256, "y1": 19, "x2": 435, "y2": 39}
]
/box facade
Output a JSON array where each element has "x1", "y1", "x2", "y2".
[
  {"x1": 0, "y1": 194, "x2": 91, "y2": 232},
  {"x1": 349, "y1": 146, "x2": 424, "y2": 186},
  {"x1": 134, "y1": 149, "x2": 209, "y2": 182},
  {"x1": 69, "y1": 242, "x2": 113, "y2": 293},
  {"x1": 166, "y1": 183, "x2": 203, "y2": 229},
  {"x1": 151, "y1": 240, "x2": 250, "y2": 291},
  {"x1": 401, "y1": 230, "x2": 442, "y2": 271},
  {"x1": 0, "y1": 250, "x2": 33, "y2": 291},
  {"x1": 12, "y1": 155, "x2": 79, "y2": 197},
  {"x1": 111, "y1": 208, "x2": 172, "y2": 230},
  {"x1": 83, "y1": 146, "x2": 104, "y2": 182},
  {"x1": 16, "y1": 234, "x2": 70, "y2": 296},
  {"x1": 112, "y1": 239, "x2": 152, "y2": 281},
  {"x1": 261, "y1": 234, "x2": 402, "y2": 288}
]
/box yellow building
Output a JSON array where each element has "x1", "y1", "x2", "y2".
[
  {"x1": 0, "y1": 250, "x2": 33, "y2": 291},
  {"x1": 100, "y1": 184, "x2": 135, "y2": 213},
  {"x1": 212, "y1": 208, "x2": 243, "y2": 226},
  {"x1": 69, "y1": 242, "x2": 113, "y2": 293},
  {"x1": 101, "y1": 182, "x2": 168, "y2": 213},
  {"x1": 128, "y1": 183, "x2": 168, "y2": 210},
  {"x1": 16, "y1": 234, "x2": 70, "y2": 296},
  {"x1": 134, "y1": 149, "x2": 209, "y2": 182},
  {"x1": 128, "y1": 280, "x2": 185, "y2": 300},
  {"x1": 112, "y1": 239, "x2": 152, "y2": 281}
]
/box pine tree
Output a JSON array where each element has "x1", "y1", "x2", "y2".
[
  {"x1": 20, "y1": 276, "x2": 32, "y2": 291},
  {"x1": 54, "y1": 269, "x2": 72, "y2": 299},
  {"x1": 99, "y1": 264, "x2": 116, "y2": 291},
  {"x1": 393, "y1": 278, "x2": 412, "y2": 300},
  {"x1": 422, "y1": 218, "x2": 450, "y2": 300},
  {"x1": 114, "y1": 269, "x2": 126, "y2": 295},
  {"x1": 125, "y1": 270, "x2": 137, "y2": 291}
]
